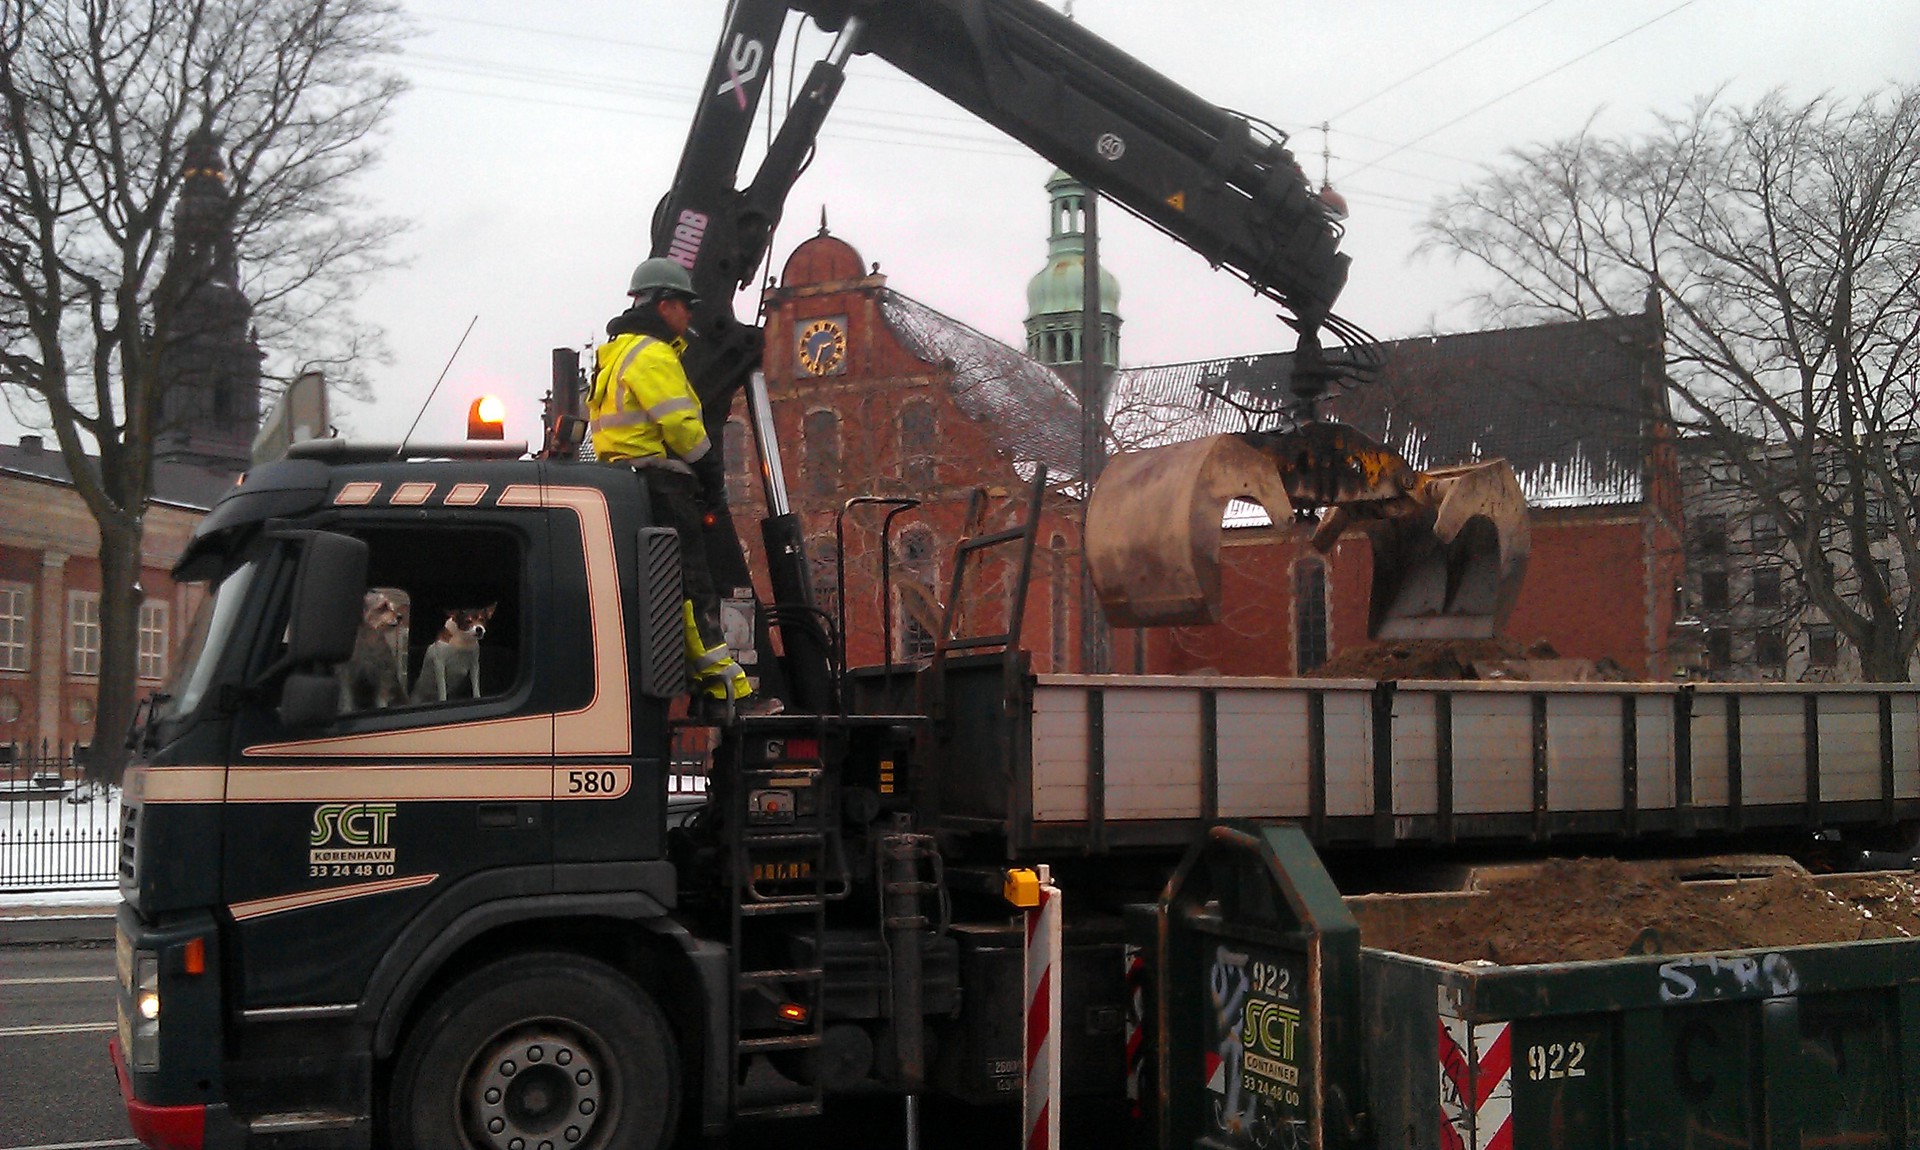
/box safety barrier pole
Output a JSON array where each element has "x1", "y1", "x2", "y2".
[{"x1": 1020, "y1": 864, "x2": 1061, "y2": 1150}]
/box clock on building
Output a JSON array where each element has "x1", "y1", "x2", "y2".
[{"x1": 796, "y1": 316, "x2": 848, "y2": 377}]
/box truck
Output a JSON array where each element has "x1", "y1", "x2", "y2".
[{"x1": 110, "y1": 3, "x2": 1920, "y2": 1149}]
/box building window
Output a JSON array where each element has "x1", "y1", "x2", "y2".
[
  {"x1": 1693, "y1": 514, "x2": 1726, "y2": 558},
  {"x1": 68, "y1": 592, "x2": 100, "y2": 677},
  {"x1": 899, "y1": 400, "x2": 936, "y2": 490},
  {"x1": 725, "y1": 419, "x2": 752, "y2": 506},
  {"x1": 137, "y1": 600, "x2": 169, "y2": 680},
  {"x1": 0, "y1": 584, "x2": 28, "y2": 672},
  {"x1": 1293, "y1": 558, "x2": 1328, "y2": 672},
  {"x1": 1807, "y1": 623, "x2": 1838, "y2": 667},
  {"x1": 1750, "y1": 512, "x2": 1781, "y2": 549},
  {"x1": 808, "y1": 536, "x2": 838, "y2": 611},
  {"x1": 1706, "y1": 628, "x2": 1732, "y2": 671},
  {"x1": 1700, "y1": 570, "x2": 1729, "y2": 612},
  {"x1": 805, "y1": 408, "x2": 840, "y2": 500},
  {"x1": 899, "y1": 613, "x2": 937, "y2": 662},
  {"x1": 1755, "y1": 629, "x2": 1786, "y2": 669},
  {"x1": 1751, "y1": 566, "x2": 1782, "y2": 610},
  {"x1": 1049, "y1": 534, "x2": 1070, "y2": 672}
]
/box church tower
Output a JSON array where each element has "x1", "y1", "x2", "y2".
[
  {"x1": 1024, "y1": 170, "x2": 1121, "y2": 369},
  {"x1": 153, "y1": 122, "x2": 263, "y2": 473}
]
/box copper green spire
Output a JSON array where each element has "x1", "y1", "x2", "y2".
[{"x1": 1024, "y1": 170, "x2": 1120, "y2": 368}]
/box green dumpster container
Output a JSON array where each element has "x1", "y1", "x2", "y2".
[
  {"x1": 1360, "y1": 923, "x2": 1920, "y2": 1148},
  {"x1": 1130, "y1": 826, "x2": 1920, "y2": 1148}
]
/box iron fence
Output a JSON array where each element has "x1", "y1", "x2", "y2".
[{"x1": 0, "y1": 742, "x2": 120, "y2": 891}]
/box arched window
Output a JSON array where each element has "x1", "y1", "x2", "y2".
[
  {"x1": 804, "y1": 408, "x2": 839, "y2": 500},
  {"x1": 899, "y1": 400, "x2": 935, "y2": 490},
  {"x1": 1293, "y1": 558, "x2": 1328, "y2": 673}
]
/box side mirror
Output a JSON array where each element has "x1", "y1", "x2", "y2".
[
  {"x1": 279, "y1": 672, "x2": 340, "y2": 728},
  {"x1": 286, "y1": 531, "x2": 369, "y2": 666}
]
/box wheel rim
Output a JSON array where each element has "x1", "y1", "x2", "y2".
[{"x1": 464, "y1": 1026, "x2": 608, "y2": 1150}]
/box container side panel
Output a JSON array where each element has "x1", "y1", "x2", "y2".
[
  {"x1": 1103, "y1": 687, "x2": 1203, "y2": 821},
  {"x1": 1391, "y1": 691, "x2": 1440, "y2": 817},
  {"x1": 1789, "y1": 990, "x2": 1902, "y2": 1148},
  {"x1": 1897, "y1": 695, "x2": 1919, "y2": 801},
  {"x1": 1030, "y1": 686, "x2": 1090, "y2": 821},
  {"x1": 1816, "y1": 694, "x2": 1885, "y2": 804},
  {"x1": 1545, "y1": 694, "x2": 1624, "y2": 812},
  {"x1": 1510, "y1": 1014, "x2": 1615, "y2": 1148},
  {"x1": 1359, "y1": 954, "x2": 1442, "y2": 1150},
  {"x1": 1692, "y1": 696, "x2": 1731, "y2": 808},
  {"x1": 1450, "y1": 694, "x2": 1533, "y2": 815},
  {"x1": 1323, "y1": 691, "x2": 1375, "y2": 818},
  {"x1": 1216, "y1": 689, "x2": 1312, "y2": 819},
  {"x1": 1636, "y1": 697, "x2": 1677, "y2": 810},
  {"x1": 1740, "y1": 694, "x2": 1807, "y2": 806}
]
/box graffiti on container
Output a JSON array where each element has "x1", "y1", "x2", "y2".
[
  {"x1": 1657, "y1": 951, "x2": 1800, "y2": 1003},
  {"x1": 1206, "y1": 944, "x2": 1309, "y2": 1148}
]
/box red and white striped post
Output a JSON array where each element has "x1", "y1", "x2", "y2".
[{"x1": 1023, "y1": 863, "x2": 1061, "y2": 1150}]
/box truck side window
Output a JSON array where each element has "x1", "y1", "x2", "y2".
[{"x1": 327, "y1": 526, "x2": 523, "y2": 716}]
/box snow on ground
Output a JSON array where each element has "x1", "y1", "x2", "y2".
[{"x1": 0, "y1": 785, "x2": 120, "y2": 894}]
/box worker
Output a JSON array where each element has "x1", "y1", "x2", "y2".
[{"x1": 589, "y1": 257, "x2": 782, "y2": 720}]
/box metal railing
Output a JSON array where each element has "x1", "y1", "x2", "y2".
[{"x1": 0, "y1": 743, "x2": 120, "y2": 891}]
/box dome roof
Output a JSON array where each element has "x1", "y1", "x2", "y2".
[
  {"x1": 1025, "y1": 169, "x2": 1121, "y2": 320},
  {"x1": 781, "y1": 230, "x2": 867, "y2": 287},
  {"x1": 1026, "y1": 255, "x2": 1121, "y2": 317}
]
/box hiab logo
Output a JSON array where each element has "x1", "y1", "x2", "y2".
[{"x1": 310, "y1": 803, "x2": 396, "y2": 848}]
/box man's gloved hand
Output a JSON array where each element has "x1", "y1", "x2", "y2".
[{"x1": 691, "y1": 451, "x2": 726, "y2": 508}]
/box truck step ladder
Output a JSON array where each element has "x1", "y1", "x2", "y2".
[{"x1": 716, "y1": 721, "x2": 841, "y2": 1121}]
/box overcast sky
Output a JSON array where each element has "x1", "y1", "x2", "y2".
[{"x1": 12, "y1": 1, "x2": 1915, "y2": 449}]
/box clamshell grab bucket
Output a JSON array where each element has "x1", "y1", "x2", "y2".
[
  {"x1": 1366, "y1": 461, "x2": 1531, "y2": 640},
  {"x1": 1085, "y1": 435, "x2": 1295, "y2": 627},
  {"x1": 1086, "y1": 430, "x2": 1532, "y2": 639}
]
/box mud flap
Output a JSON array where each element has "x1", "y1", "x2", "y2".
[{"x1": 1086, "y1": 435, "x2": 1295, "y2": 627}]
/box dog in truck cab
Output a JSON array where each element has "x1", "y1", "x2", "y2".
[
  {"x1": 412, "y1": 604, "x2": 495, "y2": 703},
  {"x1": 337, "y1": 590, "x2": 409, "y2": 711}
]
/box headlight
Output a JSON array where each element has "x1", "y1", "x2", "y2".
[{"x1": 131, "y1": 951, "x2": 161, "y2": 1071}]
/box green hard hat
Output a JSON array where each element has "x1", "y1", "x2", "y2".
[{"x1": 628, "y1": 257, "x2": 699, "y2": 302}]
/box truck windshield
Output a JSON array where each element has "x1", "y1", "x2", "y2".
[{"x1": 160, "y1": 561, "x2": 259, "y2": 720}]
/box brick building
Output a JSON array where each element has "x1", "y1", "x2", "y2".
[
  {"x1": 1115, "y1": 311, "x2": 1687, "y2": 679},
  {"x1": 730, "y1": 225, "x2": 1099, "y2": 675},
  {"x1": 0, "y1": 440, "x2": 231, "y2": 756},
  {"x1": 735, "y1": 183, "x2": 1684, "y2": 681}
]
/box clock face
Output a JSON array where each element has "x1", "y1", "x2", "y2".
[{"x1": 797, "y1": 316, "x2": 848, "y2": 377}]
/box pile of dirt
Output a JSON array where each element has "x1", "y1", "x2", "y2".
[
  {"x1": 1307, "y1": 637, "x2": 1629, "y2": 681},
  {"x1": 1355, "y1": 858, "x2": 1920, "y2": 965}
]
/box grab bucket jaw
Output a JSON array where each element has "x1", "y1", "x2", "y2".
[{"x1": 1085, "y1": 435, "x2": 1295, "y2": 628}]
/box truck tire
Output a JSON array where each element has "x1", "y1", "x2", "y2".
[{"x1": 387, "y1": 953, "x2": 679, "y2": 1150}]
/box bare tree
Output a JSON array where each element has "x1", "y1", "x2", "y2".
[
  {"x1": 0, "y1": 0, "x2": 406, "y2": 777},
  {"x1": 1423, "y1": 88, "x2": 1920, "y2": 681}
]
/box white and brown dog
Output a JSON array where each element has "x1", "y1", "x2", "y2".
[
  {"x1": 337, "y1": 590, "x2": 409, "y2": 710},
  {"x1": 412, "y1": 604, "x2": 496, "y2": 703}
]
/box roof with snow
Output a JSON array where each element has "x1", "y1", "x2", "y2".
[
  {"x1": 877, "y1": 288, "x2": 1087, "y2": 482},
  {"x1": 0, "y1": 436, "x2": 234, "y2": 510},
  {"x1": 1108, "y1": 312, "x2": 1663, "y2": 511}
]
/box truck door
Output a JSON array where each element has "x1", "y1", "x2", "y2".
[{"x1": 218, "y1": 485, "x2": 556, "y2": 1009}]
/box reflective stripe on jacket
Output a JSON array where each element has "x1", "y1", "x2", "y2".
[{"x1": 588, "y1": 333, "x2": 712, "y2": 463}]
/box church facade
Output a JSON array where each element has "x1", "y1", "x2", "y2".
[{"x1": 733, "y1": 173, "x2": 1686, "y2": 682}]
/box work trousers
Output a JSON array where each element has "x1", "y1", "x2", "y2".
[{"x1": 642, "y1": 467, "x2": 753, "y2": 701}]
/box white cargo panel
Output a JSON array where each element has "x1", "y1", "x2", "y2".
[{"x1": 1012, "y1": 676, "x2": 1920, "y2": 850}]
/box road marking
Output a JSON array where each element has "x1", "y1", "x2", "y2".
[
  {"x1": 0, "y1": 976, "x2": 115, "y2": 987},
  {"x1": 1, "y1": 1140, "x2": 140, "y2": 1150},
  {"x1": 0, "y1": 1022, "x2": 115, "y2": 1037}
]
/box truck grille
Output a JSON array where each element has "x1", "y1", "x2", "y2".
[{"x1": 119, "y1": 803, "x2": 138, "y2": 882}]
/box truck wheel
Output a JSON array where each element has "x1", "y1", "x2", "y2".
[{"x1": 388, "y1": 953, "x2": 678, "y2": 1150}]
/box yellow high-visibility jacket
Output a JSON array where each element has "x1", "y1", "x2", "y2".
[{"x1": 588, "y1": 333, "x2": 712, "y2": 464}]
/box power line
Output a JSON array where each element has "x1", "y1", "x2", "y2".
[
  {"x1": 1323, "y1": 0, "x2": 1559, "y2": 123},
  {"x1": 1342, "y1": 0, "x2": 1703, "y2": 180}
]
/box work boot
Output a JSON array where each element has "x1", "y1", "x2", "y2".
[{"x1": 691, "y1": 694, "x2": 785, "y2": 725}]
